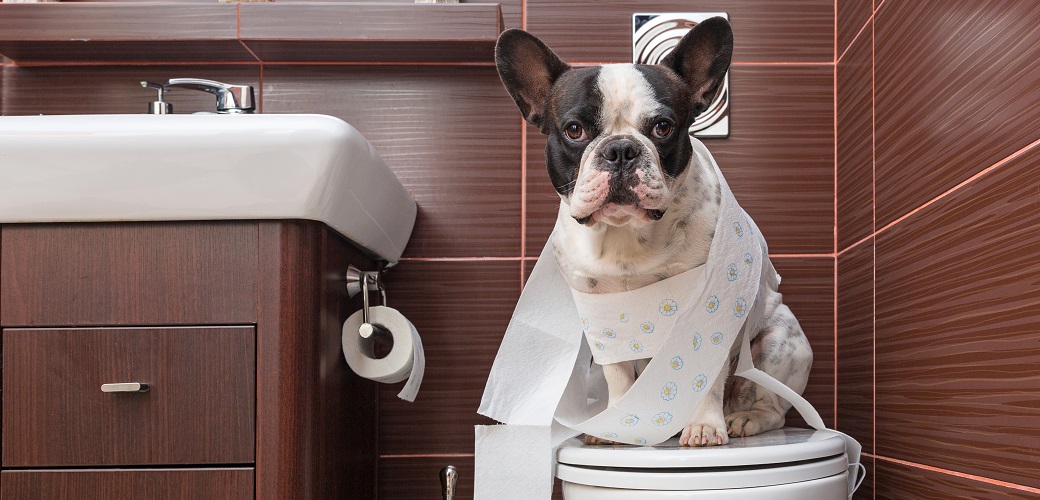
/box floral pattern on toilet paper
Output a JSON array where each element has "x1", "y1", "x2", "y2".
[{"x1": 571, "y1": 265, "x2": 706, "y2": 365}]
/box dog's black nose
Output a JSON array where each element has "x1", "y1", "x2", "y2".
[{"x1": 601, "y1": 139, "x2": 640, "y2": 164}]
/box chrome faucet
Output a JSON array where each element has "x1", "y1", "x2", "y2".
[{"x1": 141, "y1": 78, "x2": 256, "y2": 114}]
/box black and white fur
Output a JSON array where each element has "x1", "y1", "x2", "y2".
[{"x1": 496, "y1": 18, "x2": 813, "y2": 446}]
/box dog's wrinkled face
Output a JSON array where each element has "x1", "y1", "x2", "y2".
[
  {"x1": 496, "y1": 18, "x2": 733, "y2": 227},
  {"x1": 548, "y1": 65, "x2": 694, "y2": 225}
]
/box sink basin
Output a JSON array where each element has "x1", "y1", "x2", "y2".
[{"x1": 0, "y1": 114, "x2": 416, "y2": 262}]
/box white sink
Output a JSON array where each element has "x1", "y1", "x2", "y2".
[{"x1": 0, "y1": 114, "x2": 416, "y2": 262}]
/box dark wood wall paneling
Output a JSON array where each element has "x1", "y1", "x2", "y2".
[
  {"x1": 836, "y1": 0, "x2": 1040, "y2": 497},
  {"x1": 0, "y1": 1, "x2": 841, "y2": 499}
]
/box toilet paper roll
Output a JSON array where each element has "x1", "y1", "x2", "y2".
[{"x1": 342, "y1": 305, "x2": 425, "y2": 402}]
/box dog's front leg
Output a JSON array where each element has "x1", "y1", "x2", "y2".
[
  {"x1": 582, "y1": 361, "x2": 636, "y2": 444},
  {"x1": 681, "y1": 364, "x2": 730, "y2": 446}
]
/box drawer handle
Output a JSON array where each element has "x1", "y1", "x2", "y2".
[{"x1": 101, "y1": 382, "x2": 149, "y2": 393}]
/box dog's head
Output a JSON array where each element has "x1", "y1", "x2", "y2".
[{"x1": 496, "y1": 18, "x2": 732, "y2": 227}]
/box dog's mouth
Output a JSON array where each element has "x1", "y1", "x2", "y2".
[{"x1": 574, "y1": 204, "x2": 666, "y2": 226}]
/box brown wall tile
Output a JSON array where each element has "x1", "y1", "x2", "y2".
[
  {"x1": 0, "y1": 65, "x2": 260, "y2": 116},
  {"x1": 874, "y1": 0, "x2": 1040, "y2": 228},
  {"x1": 525, "y1": 65, "x2": 835, "y2": 256},
  {"x1": 710, "y1": 65, "x2": 835, "y2": 255},
  {"x1": 854, "y1": 455, "x2": 874, "y2": 500},
  {"x1": 837, "y1": 0, "x2": 871, "y2": 60},
  {"x1": 875, "y1": 146, "x2": 1040, "y2": 488},
  {"x1": 0, "y1": 4, "x2": 249, "y2": 63},
  {"x1": 377, "y1": 260, "x2": 519, "y2": 455},
  {"x1": 380, "y1": 457, "x2": 475, "y2": 500},
  {"x1": 240, "y1": 4, "x2": 501, "y2": 41},
  {"x1": 874, "y1": 459, "x2": 1039, "y2": 499},
  {"x1": 773, "y1": 257, "x2": 836, "y2": 428},
  {"x1": 526, "y1": 0, "x2": 834, "y2": 63},
  {"x1": 263, "y1": 66, "x2": 522, "y2": 259},
  {"x1": 836, "y1": 27, "x2": 873, "y2": 251},
  {"x1": 836, "y1": 240, "x2": 873, "y2": 452},
  {"x1": 0, "y1": 4, "x2": 237, "y2": 40}
]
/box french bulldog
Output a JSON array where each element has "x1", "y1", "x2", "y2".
[{"x1": 495, "y1": 18, "x2": 813, "y2": 446}]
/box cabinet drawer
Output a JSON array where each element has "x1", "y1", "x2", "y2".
[
  {"x1": 2, "y1": 327, "x2": 256, "y2": 467},
  {"x1": 0, "y1": 222, "x2": 257, "y2": 327},
  {"x1": 1, "y1": 468, "x2": 253, "y2": 499}
]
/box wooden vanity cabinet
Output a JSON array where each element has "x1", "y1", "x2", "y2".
[{"x1": 0, "y1": 220, "x2": 378, "y2": 499}]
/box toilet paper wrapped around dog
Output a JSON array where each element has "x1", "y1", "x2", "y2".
[
  {"x1": 475, "y1": 140, "x2": 863, "y2": 499},
  {"x1": 342, "y1": 305, "x2": 424, "y2": 402}
]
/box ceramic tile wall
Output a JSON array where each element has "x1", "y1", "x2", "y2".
[
  {"x1": 1, "y1": 1, "x2": 838, "y2": 498},
  {"x1": 835, "y1": 1, "x2": 1040, "y2": 498}
]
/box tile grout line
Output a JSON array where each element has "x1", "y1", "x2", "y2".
[
  {"x1": 865, "y1": 453, "x2": 1040, "y2": 495},
  {"x1": 380, "y1": 453, "x2": 476, "y2": 459},
  {"x1": 833, "y1": 33, "x2": 839, "y2": 427},
  {"x1": 871, "y1": 18, "x2": 877, "y2": 499},
  {"x1": 520, "y1": 117, "x2": 528, "y2": 289},
  {"x1": 835, "y1": 136, "x2": 1040, "y2": 258},
  {"x1": 836, "y1": 9, "x2": 874, "y2": 65},
  {"x1": 400, "y1": 254, "x2": 839, "y2": 263}
]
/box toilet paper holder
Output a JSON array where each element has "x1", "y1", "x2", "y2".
[{"x1": 345, "y1": 266, "x2": 392, "y2": 343}]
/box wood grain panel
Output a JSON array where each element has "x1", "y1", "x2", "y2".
[
  {"x1": 0, "y1": 4, "x2": 250, "y2": 63},
  {"x1": 2, "y1": 327, "x2": 255, "y2": 466},
  {"x1": 875, "y1": 146, "x2": 1040, "y2": 487},
  {"x1": 379, "y1": 457, "x2": 565, "y2": 500},
  {"x1": 837, "y1": 0, "x2": 871, "y2": 60},
  {"x1": 0, "y1": 4, "x2": 237, "y2": 39},
  {"x1": 874, "y1": 0, "x2": 1040, "y2": 227},
  {"x1": 713, "y1": 66, "x2": 835, "y2": 255},
  {"x1": 525, "y1": 65, "x2": 835, "y2": 256},
  {"x1": 377, "y1": 260, "x2": 519, "y2": 455},
  {"x1": 255, "y1": 221, "x2": 379, "y2": 500},
  {"x1": 240, "y1": 3, "x2": 500, "y2": 63},
  {"x1": 0, "y1": 222, "x2": 257, "y2": 327},
  {"x1": 836, "y1": 27, "x2": 873, "y2": 251},
  {"x1": 240, "y1": 3, "x2": 500, "y2": 40},
  {"x1": 380, "y1": 457, "x2": 475, "y2": 500},
  {"x1": 1, "y1": 469, "x2": 253, "y2": 500},
  {"x1": 243, "y1": 40, "x2": 496, "y2": 64},
  {"x1": 250, "y1": 0, "x2": 522, "y2": 30},
  {"x1": 0, "y1": 65, "x2": 261, "y2": 116},
  {"x1": 772, "y1": 257, "x2": 835, "y2": 428},
  {"x1": 263, "y1": 66, "x2": 521, "y2": 259},
  {"x1": 526, "y1": 0, "x2": 833, "y2": 63},
  {"x1": 874, "y1": 459, "x2": 1038, "y2": 499},
  {"x1": 836, "y1": 240, "x2": 873, "y2": 452},
  {"x1": 854, "y1": 455, "x2": 874, "y2": 500}
]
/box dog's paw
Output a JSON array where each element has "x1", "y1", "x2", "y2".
[
  {"x1": 582, "y1": 434, "x2": 618, "y2": 445},
  {"x1": 680, "y1": 422, "x2": 729, "y2": 447},
  {"x1": 725, "y1": 409, "x2": 774, "y2": 438}
]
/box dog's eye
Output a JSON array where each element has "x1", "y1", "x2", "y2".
[
  {"x1": 565, "y1": 123, "x2": 587, "y2": 141},
  {"x1": 653, "y1": 121, "x2": 673, "y2": 138}
]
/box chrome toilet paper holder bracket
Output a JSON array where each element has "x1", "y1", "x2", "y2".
[{"x1": 345, "y1": 266, "x2": 391, "y2": 340}]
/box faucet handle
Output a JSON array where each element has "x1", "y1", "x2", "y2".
[{"x1": 163, "y1": 78, "x2": 256, "y2": 114}]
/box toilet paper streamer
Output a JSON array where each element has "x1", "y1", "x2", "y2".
[
  {"x1": 342, "y1": 305, "x2": 425, "y2": 402},
  {"x1": 475, "y1": 138, "x2": 862, "y2": 499}
]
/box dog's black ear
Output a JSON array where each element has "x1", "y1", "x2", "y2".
[
  {"x1": 660, "y1": 17, "x2": 733, "y2": 117},
  {"x1": 495, "y1": 29, "x2": 570, "y2": 129}
]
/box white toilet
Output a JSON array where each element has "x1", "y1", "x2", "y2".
[{"x1": 557, "y1": 427, "x2": 849, "y2": 499}]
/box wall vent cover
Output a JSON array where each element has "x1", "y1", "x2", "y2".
[{"x1": 633, "y1": 12, "x2": 730, "y2": 138}]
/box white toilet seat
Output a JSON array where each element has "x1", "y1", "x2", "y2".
[{"x1": 556, "y1": 428, "x2": 848, "y2": 495}]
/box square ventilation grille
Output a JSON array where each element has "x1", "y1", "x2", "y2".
[{"x1": 633, "y1": 12, "x2": 730, "y2": 138}]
